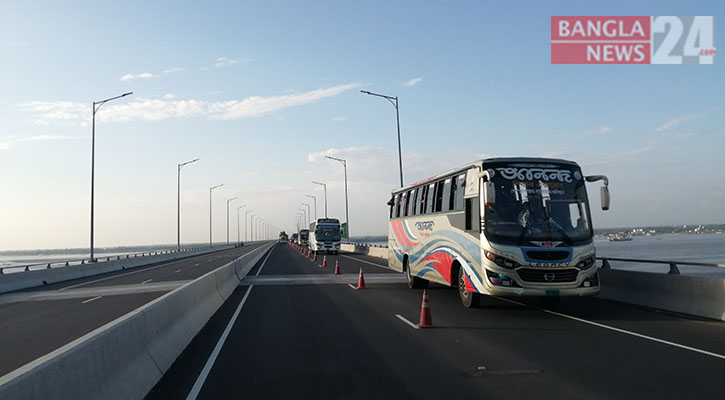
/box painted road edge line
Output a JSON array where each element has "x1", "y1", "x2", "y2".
[
  {"x1": 495, "y1": 296, "x2": 725, "y2": 361},
  {"x1": 185, "y1": 247, "x2": 275, "y2": 400},
  {"x1": 395, "y1": 314, "x2": 420, "y2": 330},
  {"x1": 347, "y1": 284, "x2": 357, "y2": 290}
]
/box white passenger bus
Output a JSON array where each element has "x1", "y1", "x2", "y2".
[
  {"x1": 387, "y1": 157, "x2": 610, "y2": 307},
  {"x1": 309, "y1": 218, "x2": 342, "y2": 254}
]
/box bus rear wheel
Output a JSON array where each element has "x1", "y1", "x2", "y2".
[
  {"x1": 458, "y1": 267, "x2": 481, "y2": 308},
  {"x1": 405, "y1": 258, "x2": 428, "y2": 289}
]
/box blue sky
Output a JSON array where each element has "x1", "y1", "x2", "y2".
[{"x1": 0, "y1": 1, "x2": 722, "y2": 250}]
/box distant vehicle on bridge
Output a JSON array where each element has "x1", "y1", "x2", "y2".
[
  {"x1": 387, "y1": 157, "x2": 610, "y2": 307},
  {"x1": 291, "y1": 233, "x2": 299, "y2": 245},
  {"x1": 298, "y1": 229, "x2": 310, "y2": 247},
  {"x1": 309, "y1": 218, "x2": 342, "y2": 254},
  {"x1": 279, "y1": 231, "x2": 288, "y2": 243}
]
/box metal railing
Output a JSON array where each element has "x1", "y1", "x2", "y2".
[
  {"x1": 0, "y1": 245, "x2": 231, "y2": 275},
  {"x1": 598, "y1": 257, "x2": 725, "y2": 275}
]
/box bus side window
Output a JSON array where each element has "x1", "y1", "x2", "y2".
[
  {"x1": 442, "y1": 178, "x2": 452, "y2": 211},
  {"x1": 454, "y1": 174, "x2": 466, "y2": 210},
  {"x1": 408, "y1": 188, "x2": 418, "y2": 216},
  {"x1": 434, "y1": 181, "x2": 445, "y2": 212},
  {"x1": 395, "y1": 193, "x2": 402, "y2": 218},
  {"x1": 418, "y1": 186, "x2": 427, "y2": 215},
  {"x1": 465, "y1": 198, "x2": 472, "y2": 230},
  {"x1": 402, "y1": 192, "x2": 409, "y2": 217},
  {"x1": 449, "y1": 176, "x2": 457, "y2": 211},
  {"x1": 426, "y1": 184, "x2": 435, "y2": 214},
  {"x1": 390, "y1": 194, "x2": 397, "y2": 218}
]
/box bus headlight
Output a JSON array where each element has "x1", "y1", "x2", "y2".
[
  {"x1": 484, "y1": 250, "x2": 520, "y2": 270},
  {"x1": 575, "y1": 257, "x2": 595, "y2": 270}
]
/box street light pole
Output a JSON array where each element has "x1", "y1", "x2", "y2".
[
  {"x1": 237, "y1": 205, "x2": 246, "y2": 243},
  {"x1": 299, "y1": 208, "x2": 307, "y2": 228},
  {"x1": 245, "y1": 210, "x2": 253, "y2": 242},
  {"x1": 177, "y1": 158, "x2": 199, "y2": 251},
  {"x1": 90, "y1": 91, "x2": 133, "y2": 261},
  {"x1": 312, "y1": 181, "x2": 327, "y2": 217},
  {"x1": 302, "y1": 202, "x2": 311, "y2": 224},
  {"x1": 361, "y1": 90, "x2": 403, "y2": 187},
  {"x1": 325, "y1": 156, "x2": 349, "y2": 239},
  {"x1": 226, "y1": 197, "x2": 238, "y2": 244},
  {"x1": 305, "y1": 194, "x2": 317, "y2": 220},
  {"x1": 209, "y1": 184, "x2": 224, "y2": 247}
]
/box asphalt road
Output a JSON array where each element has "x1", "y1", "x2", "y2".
[
  {"x1": 147, "y1": 243, "x2": 725, "y2": 400},
  {"x1": 0, "y1": 243, "x2": 268, "y2": 377}
]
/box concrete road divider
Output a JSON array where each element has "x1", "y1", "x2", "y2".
[
  {"x1": 340, "y1": 243, "x2": 388, "y2": 259},
  {"x1": 0, "y1": 242, "x2": 275, "y2": 400},
  {"x1": 599, "y1": 269, "x2": 725, "y2": 321}
]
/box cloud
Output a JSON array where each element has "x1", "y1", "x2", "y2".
[
  {"x1": 163, "y1": 66, "x2": 184, "y2": 74},
  {"x1": 213, "y1": 57, "x2": 249, "y2": 68},
  {"x1": 119, "y1": 72, "x2": 155, "y2": 82},
  {"x1": 19, "y1": 83, "x2": 363, "y2": 125},
  {"x1": 206, "y1": 83, "x2": 362, "y2": 120},
  {"x1": 0, "y1": 134, "x2": 78, "y2": 150},
  {"x1": 331, "y1": 116, "x2": 347, "y2": 122},
  {"x1": 402, "y1": 77, "x2": 423, "y2": 87},
  {"x1": 163, "y1": 94, "x2": 176, "y2": 99}
]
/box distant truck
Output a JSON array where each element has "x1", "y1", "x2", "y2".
[
  {"x1": 299, "y1": 229, "x2": 310, "y2": 247},
  {"x1": 309, "y1": 218, "x2": 342, "y2": 254},
  {"x1": 291, "y1": 233, "x2": 299, "y2": 245},
  {"x1": 279, "y1": 231, "x2": 288, "y2": 243}
]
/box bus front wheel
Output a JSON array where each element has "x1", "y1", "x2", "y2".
[
  {"x1": 458, "y1": 267, "x2": 481, "y2": 308},
  {"x1": 405, "y1": 258, "x2": 428, "y2": 289}
]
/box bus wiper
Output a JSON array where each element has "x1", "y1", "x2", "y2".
[{"x1": 546, "y1": 217, "x2": 574, "y2": 245}]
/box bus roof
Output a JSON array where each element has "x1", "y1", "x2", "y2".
[{"x1": 391, "y1": 157, "x2": 581, "y2": 194}]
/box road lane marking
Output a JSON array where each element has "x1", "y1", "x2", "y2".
[
  {"x1": 495, "y1": 297, "x2": 725, "y2": 361},
  {"x1": 186, "y1": 247, "x2": 274, "y2": 400},
  {"x1": 194, "y1": 263, "x2": 200, "y2": 267},
  {"x1": 347, "y1": 284, "x2": 357, "y2": 289},
  {"x1": 340, "y1": 255, "x2": 390, "y2": 270},
  {"x1": 141, "y1": 279, "x2": 153, "y2": 284},
  {"x1": 174, "y1": 270, "x2": 181, "y2": 273},
  {"x1": 395, "y1": 314, "x2": 420, "y2": 330},
  {"x1": 82, "y1": 296, "x2": 102, "y2": 304}
]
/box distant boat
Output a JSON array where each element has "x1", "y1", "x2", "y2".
[{"x1": 608, "y1": 233, "x2": 633, "y2": 242}]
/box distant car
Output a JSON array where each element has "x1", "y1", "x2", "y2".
[{"x1": 279, "y1": 237, "x2": 287, "y2": 243}]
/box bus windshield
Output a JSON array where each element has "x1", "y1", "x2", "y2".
[
  {"x1": 484, "y1": 162, "x2": 592, "y2": 245},
  {"x1": 300, "y1": 230, "x2": 309, "y2": 240},
  {"x1": 315, "y1": 225, "x2": 341, "y2": 241}
]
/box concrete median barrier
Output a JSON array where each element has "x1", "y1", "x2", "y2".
[
  {"x1": 0, "y1": 242, "x2": 275, "y2": 400},
  {"x1": 340, "y1": 243, "x2": 388, "y2": 259},
  {"x1": 599, "y1": 269, "x2": 725, "y2": 321}
]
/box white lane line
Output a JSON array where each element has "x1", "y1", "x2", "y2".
[
  {"x1": 141, "y1": 279, "x2": 153, "y2": 284},
  {"x1": 194, "y1": 263, "x2": 200, "y2": 267},
  {"x1": 82, "y1": 296, "x2": 102, "y2": 304},
  {"x1": 174, "y1": 270, "x2": 182, "y2": 273},
  {"x1": 341, "y1": 255, "x2": 390, "y2": 270},
  {"x1": 347, "y1": 284, "x2": 357, "y2": 290},
  {"x1": 395, "y1": 314, "x2": 420, "y2": 330},
  {"x1": 186, "y1": 247, "x2": 274, "y2": 400},
  {"x1": 495, "y1": 297, "x2": 725, "y2": 361}
]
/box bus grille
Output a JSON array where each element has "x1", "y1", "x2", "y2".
[
  {"x1": 525, "y1": 251, "x2": 570, "y2": 261},
  {"x1": 517, "y1": 268, "x2": 579, "y2": 283}
]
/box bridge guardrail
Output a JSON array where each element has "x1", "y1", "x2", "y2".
[{"x1": 598, "y1": 257, "x2": 725, "y2": 275}]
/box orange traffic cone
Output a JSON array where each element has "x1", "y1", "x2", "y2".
[
  {"x1": 322, "y1": 255, "x2": 327, "y2": 267},
  {"x1": 312, "y1": 252, "x2": 317, "y2": 262},
  {"x1": 355, "y1": 268, "x2": 366, "y2": 289},
  {"x1": 334, "y1": 260, "x2": 341, "y2": 275},
  {"x1": 417, "y1": 289, "x2": 435, "y2": 328}
]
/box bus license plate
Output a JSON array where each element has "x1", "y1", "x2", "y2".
[{"x1": 545, "y1": 290, "x2": 560, "y2": 297}]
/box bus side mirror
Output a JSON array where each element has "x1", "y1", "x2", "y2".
[
  {"x1": 387, "y1": 198, "x2": 394, "y2": 206},
  {"x1": 600, "y1": 186, "x2": 610, "y2": 211},
  {"x1": 484, "y1": 181, "x2": 496, "y2": 207}
]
